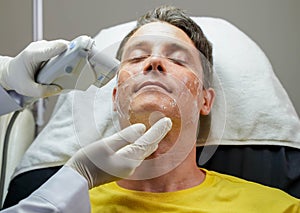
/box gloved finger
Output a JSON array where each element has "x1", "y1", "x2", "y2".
[
  {"x1": 116, "y1": 117, "x2": 172, "y2": 159},
  {"x1": 76, "y1": 136, "x2": 142, "y2": 179},
  {"x1": 24, "y1": 39, "x2": 69, "y2": 65},
  {"x1": 15, "y1": 80, "x2": 62, "y2": 98},
  {"x1": 101, "y1": 123, "x2": 146, "y2": 151},
  {"x1": 35, "y1": 83, "x2": 62, "y2": 97},
  {"x1": 115, "y1": 141, "x2": 158, "y2": 160},
  {"x1": 78, "y1": 123, "x2": 146, "y2": 161},
  {"x1": 134, "y1": 117, "x2": 172, "y2": 146}
]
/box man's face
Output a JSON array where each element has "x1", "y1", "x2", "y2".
[{"x1": 113, "y1": 22, "x2": 214, "y2": 153}]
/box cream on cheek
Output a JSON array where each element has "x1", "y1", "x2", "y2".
[
  {"x1": 116, "y1": 71, "x2": 179, "y2": 128},
  {"x1": 117, "y1": 67, "x2": 135, "y2": 85},
  {"x1": 169, "y1": 66, "x2": 203, "y2": 102},
  {"x1": 115, "y1": 70, "x2": 200, "y2": 130},
  {"x1": 165, "y1": 68, "x2": 203, "y2": 126}
]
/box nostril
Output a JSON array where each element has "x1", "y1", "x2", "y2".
[
  {"x1": 143, "y1": 57, "x2": 166, "y2": 73},
  {"x1": 157, "y1": 65, "x2": 164, "y2": 72},
  {"x1": 144, "y1": 64, "x2": 153, "y2": 72}
]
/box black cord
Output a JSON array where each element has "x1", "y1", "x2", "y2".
[{"x1": 0, "y1": 111, "x2": 20, "y2": 208}]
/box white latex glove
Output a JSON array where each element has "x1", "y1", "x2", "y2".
[
  {"x1": 0, "y1": 39, "x2": 68, "y2": 97},
  {"x1": 66, "y1": 117, "x2": 172, "y2": 189}
]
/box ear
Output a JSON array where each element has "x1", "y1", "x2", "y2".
[
  {"x1": 112, "y1": 87, "x2": 117, "y2": 111},
  {"x1": 200, "y1": 88, "x2": 215, "y2": 115}
]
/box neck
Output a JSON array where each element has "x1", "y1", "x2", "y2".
[{"x1": 117, "y1": 146, "x2": 205, "y2": 192}]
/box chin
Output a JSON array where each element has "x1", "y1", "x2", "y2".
[{"x1": 129, "y1": 91, "x2": 180, "y2": 124}]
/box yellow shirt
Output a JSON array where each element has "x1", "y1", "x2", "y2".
[{"x1": 89, "y1": 169, "x2": 300, "y2": 213}]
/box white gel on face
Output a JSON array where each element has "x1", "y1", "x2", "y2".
[{"x1": 115, "y1": 72, "x2": 201, "y2": 129}]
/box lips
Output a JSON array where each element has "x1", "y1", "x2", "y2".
[{"x1": 135, "y1": 81, "x2": 172, "y2": 93}]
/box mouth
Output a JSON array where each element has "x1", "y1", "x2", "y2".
[{"x1": 135, "y1": 81, "x2": 172, "y2": 93}]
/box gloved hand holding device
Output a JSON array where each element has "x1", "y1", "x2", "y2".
[
  {"x1": 1, "y1": 35, "x2": 119, "y2": 107},
  {"x1": 36, "y1": 35, "x2": 120, "y2": 92},
  {"x1": 0, "y1": 39, "x2": 68, "y2": 98},
  {"x1": 66, "y1": 117, "x2": 172, "y2": 189}
]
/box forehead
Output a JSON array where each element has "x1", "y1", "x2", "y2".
[{"x1": 127, "y1": 22, "x2": 195, "y2": 48}]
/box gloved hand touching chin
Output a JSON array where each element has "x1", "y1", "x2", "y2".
[
  {"x1": 66, "y1": 117, "x2": 172, "y2": 189},
  {"x1": 0, "y1": 39, "x2": 68, "y2": 97}
]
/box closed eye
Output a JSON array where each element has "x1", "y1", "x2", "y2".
[
  {"x1": 126, "y1": 55, "x2": 150, "y2": 63},
  {"x1": 168, "y1": 57, "x2": 189, "y2": 67}
]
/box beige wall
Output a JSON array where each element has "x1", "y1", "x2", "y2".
[{"x1": 1, "y1": 0, "x2": 300, "y2": 119}]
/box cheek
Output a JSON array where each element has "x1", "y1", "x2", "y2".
[
  {"x1": 117, "y1": 70, "x2": 132, "y2": 85},
  {"x1": 172, "y1": 70, "x2": 202, "y2": 97},
  {"x1": 118, "y1": 62, "x2": 144, "y2": 84}
]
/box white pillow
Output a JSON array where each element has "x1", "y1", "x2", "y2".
[
  {"x1": 195, "y1": 17, "x2": 300, "y2": 148},
  {"x1": 13, "y1": 17, "x2": 300, "y2": 178}
]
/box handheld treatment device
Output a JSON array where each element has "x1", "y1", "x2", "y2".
[{"x1": 37, "y1": 35, "x2": 119, "y2": 91}]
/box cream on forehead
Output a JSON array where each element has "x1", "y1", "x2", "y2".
[{"x1": 130, "y1": 22, "x2": 195, "y2": 47}]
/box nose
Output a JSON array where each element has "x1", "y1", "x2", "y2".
[{"x1": 143, "y1": 56, "x2": 167, "y2": 74}]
